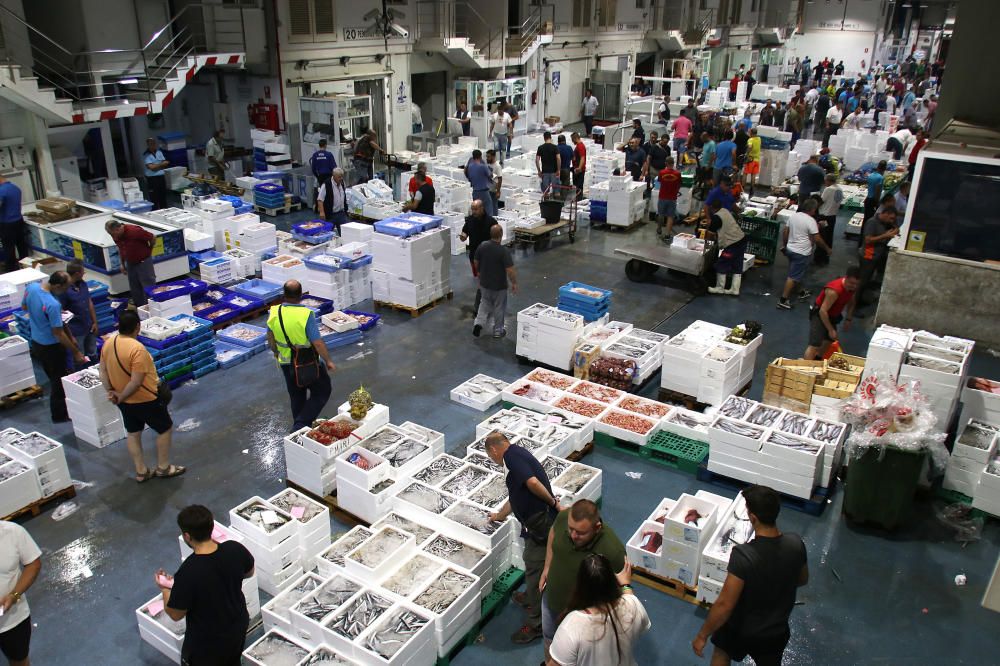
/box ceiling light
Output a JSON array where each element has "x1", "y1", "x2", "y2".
[{"x1": 119, "y1": 78, "x2": 138, "y2": 85}]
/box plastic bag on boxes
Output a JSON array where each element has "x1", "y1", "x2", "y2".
[{"x1": 841, "y1": 371, "x2": 949, "y2": 470}]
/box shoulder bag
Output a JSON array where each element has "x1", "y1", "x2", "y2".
[
  {"x1": 278, "y1": 305, "x2": 321, "y2": 387},
  {"x1": 113, "y1": 337, "x2": 172, "y2": 406}
]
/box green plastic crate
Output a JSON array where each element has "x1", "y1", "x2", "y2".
[
  {"x1": 745, "y1": 235, "x2": 777, "y2": 264},
  {"x1": 164, "y1": 364, "x2": 193, "y2": 381},
  {"x1": 593, "y1": 431, "x2": 643, "y2": 455},
  {"x1": 643, "y1": 431, "x2": 709, "y2": 474},
  {"x1": 493, "y1": 567, "x2": 525, "y2": 596},
  {"x1": 738, "y1": 215, "x2": 780, "y2": 241}
]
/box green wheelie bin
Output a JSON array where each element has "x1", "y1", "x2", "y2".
[{"x1": 843, "y1": 444, "x2": 927, "y2": 530}]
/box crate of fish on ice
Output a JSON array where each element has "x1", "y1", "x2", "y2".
[
  {"x1": 228, "y1": 497, "x2": 305, "y2": 595},
  {"x1": 0, "y1": 429, "x2": 71, "y2": 499},
  {"x1": 450, "y1": 374, "x2": 510, "y2": 411}
]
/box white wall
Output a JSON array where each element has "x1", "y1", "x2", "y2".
[
  {"x1": 545, "y1": 57, "x2": 591, "y2": 125},
  {"x1": 785, "y1": 0, "x2": 883, "y2": 78}
]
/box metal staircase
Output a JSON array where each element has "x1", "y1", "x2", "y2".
[
  {"x1": 0, "y1": 3, "x2": 247, "y2": 124},
  {"x1": 415, "y1": 1, "x2": 553, "y2": 69}
]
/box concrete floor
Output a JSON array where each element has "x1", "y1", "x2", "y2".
[{"x1": 7, "y1": 200, "x2": 1000, "y2": 665}]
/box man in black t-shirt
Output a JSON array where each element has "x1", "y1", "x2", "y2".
[
  {"x1": 485, "y1": 432, "x2": 559, "y2": 644},
  {"x1": 157, "y1": 505, "x2": 255, "y2": 665},
  {"x1": 472, "y1": 225, "x2": 517, "y2": 338},
  {"x1": 692, "y1": 485, "x2": 808, "y2": 666},
  {"x1": 535, "y1": 131, "x2": 561, "y2": 193},
  {"x1": 459, "y1": 199, "x2": 496, "y2": 315}
]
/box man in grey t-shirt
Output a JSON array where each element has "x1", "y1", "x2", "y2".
[{"x1": 473, "y1": 225, "x2": 518, "y2": 339}]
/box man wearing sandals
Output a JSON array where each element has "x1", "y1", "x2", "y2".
[{"x1": 99, "y1": 310, "x2": 185, "y2": 482}]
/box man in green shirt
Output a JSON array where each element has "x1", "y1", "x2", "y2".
[{"x1": 540, "y1": 499, "x2": 627, "y2": 660}]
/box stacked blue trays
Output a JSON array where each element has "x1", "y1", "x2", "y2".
[
  {"x1": 203, "y1": 286, "x2": 234, "y2": 304},
  {"x1": 219, "y1": 194, "x2": 244, "y2": 208},
  {"x1": 139, "y1": 331, "x2": 187, "y2": 352},
  {"x1": 254, "y1": 182, "x2": 286, "y2": 209},
  {"x1": 342, "y1": 310, "x2": 380, "y2": 331},
  {"x1": 395, "y1": 211, "x2": 444, "y2": 231},
  {"x1": 124, "y1": 201, "x2": 154, "y2": 214},
  {"x1": 216, "y1": 323, "x2": 268, "y2": 351},
  {"x1": 101, "y1": 199, "x2": 126, "y2": 210},
  {"x1": 12, "y1": 311, "x2": 31, "y2": 341},
  {"x1": 322, "y1": 328, "x2": 363, "y2": 349},
  {"x1": 0, "y1": 309, "x2": 20, "y2": 335},
  {"x1": 557, "y1": 282, "x2": 612, "y2": 322},
  {"x1": 145, "y1": 278, "x2": 208, "y2": 302},
  {"x1": 590, "y1": 201, "x2": 607, "y2": 222},
  {"x1": 232, "y1": 279, "x2": 283, "y2": 303},
  {"x1": 215, "y1": 340, "x2": 253, "y2": 369},
  {"x1": 87, "y1": 280, "x2": 116, "y2": 334},
  {"x1": 219, "y1": 291, "x2": 264, "y2": 314},
  {"x1": 299, "y1": 294, "x2": 334, "y2": 316},
  {"x1": 234, "y1": 203, "x2": 254, "y2": 215},
  {"x1": 374, "y1": 217, "x2": 424, "y2": 238},
  {"x1": 167, "y1": 314, "x2": 213, "y2": 343},
  {"x1": 190, "y1": 250, "x2": 224, "y2": 267},
  {"x1": 292, "y1": 220, "x2": 334, "y2": 237}
]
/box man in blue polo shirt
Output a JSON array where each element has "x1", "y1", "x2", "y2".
[
  {"x1": 23, "y1": 272, "x2": 86, "y2": 422},
  {"x1": 704, "y1": 175, "x2": 738, "y2": 215},
  {"x1": 309, "y1": 139, "x2": 336, "y2": 190},
  {"x1": 485, "y1": 432, "x2": 560, "y2": 646},
  {"x1": 464, "y1": 150, "x2": 496, "y2": 216},
  {"x1": 58, "y1": 260, "x2": 98, "y2": 366},
  {"x1": 556, "y1": 135, "x2": 574, "y2": 184},
  {"x1": 0, "y1": 174, "x2": 29, "y2": 272}
]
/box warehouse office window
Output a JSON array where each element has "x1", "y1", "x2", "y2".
[
  {"x1": 288, "y1": 0, "x2": 336, "y2": 42},
  {"x1": 597, "y1": 0, "x2": 616, "y2": 27},
  {"x1": 573, "y1": 0, "x2": 592, "y2": 27}
]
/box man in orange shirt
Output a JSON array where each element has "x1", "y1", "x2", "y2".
[
  {"x1": 99, "y1": 310, "x2": 185, "y2": 482},
  {"x1": 656, "y1": 157, "x2": 682, "y2": 241}
]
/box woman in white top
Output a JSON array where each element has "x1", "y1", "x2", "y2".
[{"x1": 548, "y1": 555, "x2": 651, "y2": 666}]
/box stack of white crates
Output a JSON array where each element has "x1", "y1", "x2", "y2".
[
  {"x1": 341, "y1": 222, "x2": 374, "y2": 245},
  {"x1": 515, "y1": 303, "x2": 584, "y2": 371},
  {"x1": 661, "y1": 320, "x2": 761, "y2": 405},
  {"x1": 0, "y1": 429, "x2": 71, "y2": 499},
  {"x1": 0, "y1": 335, "x2": 36, "y2": 397},
  {"x1": 605, "y1": 176, "x2": 646, "y2": 227},
  {"x1": 147, "y1": 294, "x2": 193, "y2": 319},
  {"x1": 897, "y1": 331, "x2": 974, "y2": 429},
  {"x1": 62, "y1": 367, "x2": 127, "y2": 448},
  {"x1": 198, "y1": 256, "x2": 236, "y2": 285},
  {"x1": 944, "y1": 420, "x2": 998, "y2": 497},
  {"x1": 0, "y1": 268, "x2": 44, "y2": 310},
  {"x1": 370, "y1": 227, "x2": 451, "y2": 309},
  {"x1": 861, "y1": 324, "x2": 913, "y2": 382},
  {"x1": 262, "y1": 255, "x2": 307, "y2": 285},
  {"x1": 697, "y1": 492, "x2": 752, "y2": 603},
  {"x1": 230, "y1": 497, "x2": 305, "y2": 595},
  {"x1": 268, "y1": 488, "x2": 332, "y2": 562}
]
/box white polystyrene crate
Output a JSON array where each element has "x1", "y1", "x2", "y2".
[
  {"x1": 410, "y1": 566, "x2": 482, "y2": 643},
  {"x1": 298, "y1": 414, "x2": 363, "y2": 461},
  {"x1": 0, "y1": 462, "x2": 42, "y2": 517},
  {"x1": 315, "y1": 526, "x2": 375, "y2": 578},
  {"x1": 398, "y1": 422, "x2": 445, "y2": 457},
  {"x1": 450, "y1": 374, "x2": 508, "y2": 411},
  {"x1": 336, "y1": 475, "x2": 400, "y2": 525},
  {"x1": 380, "y1": 438, "x2": 433, "y2": 481},
  {"x1": 355, "y1": 600, "x2": 438, "y2": 666},
  {"x1": 268, "y1": 487, "x2": 332, "y2": 544},
  {"x1": 501, "y1": 380, "x2": 564, "y2": 413},
  {"x1": 627, "y1": 520, "x2": 666, "y2": 575},
  {"x1": 345, "y1": 525, "x2": 415, "y2": 581},
  {"x1": 229, "y1": 496, "x2": 299, "y2": 550},
  {"x1": 257, "y1": 562, "x2": 305, "y2": 597},
  {"x1": 0, "y1": 334, "x2": 28, "y2": 360},
  {"x1": 475, "y1": 409, "x2": 527, "y2": 440},
  {"x1": 953, "y1": 421, "x2": 999, "y2": 463},
  {"x1": 419, "y1": 533, "x2": 492, "y2": 594},
  {"x1": 61, "y1": 368, "x2": 107, "y2": 406},
  {"x1": 318, "y1": 588, "x2": 397, "y2": 656},
  {"x1": 242, "y1": 629, "x2": 311, "y2": 666},
  {"x1": 135, "y1": 595, "x2": 185, "y2": 664},
  {"x1": 336, "y1": 445, "x2": 390, "y2": 490},
  {"x1": 595, "y1": 409, "x2": 658, "y2": 446},
  {"x1": 697, "y1": 575, "x2": 724, "y2": 604},
  {"x1": 804, "y1": 418, "x2": 848, "y2": 451},
  {"x1": 648, "y1": 497, "x2": 677, "y2": 523},
  {"x1": 139, "y1": 316, "x2": 185, "y2": 341},
  {"x1": 65, "y1": 397, "x2": 122, "y2": 431},
  {"x1": 241, "y1": 525, "x2": 302, "y2": 575},
  {"x1": 441, "y1": 500, "x2": 512, "y2": 552},
  {"x1": 1, "y1": 431, "x2": 69, "y2": 484},
  {"x1": 663, "y1": 493, "x2": 719, "y2": 546},
  {"x1": 553, "y1": 462, "x2": 603, "y2": 504},
  {"x1": 286, "y1": 576, "x2": 362, "y2": 648},
  {"x1": 709, "y1": 416, "x2": 766, "y2": 452},
  {"x1": 334, "y1": 402, "x2": 391, "y2": 433}
]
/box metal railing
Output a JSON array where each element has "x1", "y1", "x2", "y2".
[
  {"x1": 414, "y1": 1, "x2": 554, "y2": 64},
  {"x1": 0, "y1": 2, "x2": 249, "y2": 112}
]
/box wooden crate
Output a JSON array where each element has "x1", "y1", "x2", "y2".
[
  {"x1": 764, "y1": 358, "x2": 823, "y2": 404},
  {"x1": 826, "y1": 352, "x2": 865, "y2": 384},
  {"x1": 813, "y1": 378, "x2": 857, "y2": 400}
]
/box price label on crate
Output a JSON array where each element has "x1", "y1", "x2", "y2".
[
  {"x1": 71, "y1": 240, "x2": 84, "y2": 260},
  {"x1": 152, "y1": 237, "x2": 165, "y2": 257}
]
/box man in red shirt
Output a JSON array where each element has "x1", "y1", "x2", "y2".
[
  {"x1": 105, "y1": 220, "x2": 155, "y2": 306},
  {"x1": 656, "y1": 156, "x2": 682, "y2": 241},
  {"x1": 803, "y1": 266, "x2": 860, "y2": 360},
  {"x1": 407, "y1": 162, "x2": 433, "y2": 198},
  {"x1": 729, "y1": 75, "x2": 740, "y2": 102},
  {"x1": 907, "y1": 129, "x2": 927, "y2": 183},
  {"x1": 570, "y1": 132, "x2": 587, "y2": 201}
]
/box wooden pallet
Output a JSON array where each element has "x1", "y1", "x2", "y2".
[
  {"x1": 657, "y1": 380, "x2": 752, "y2": 413},
  {"x1": 255, "y1": 202, "x2": 303, "y2": 217},
  {"x1": 566, "y1": 441, "x2": 594, "y2": 462},
  {"x1": 374, "y1": 292, "x2": 453, "y2": 318},
  {"x1": 0, "y1": 385, "x2": 43, "y2": 410},
  {"x1": 285, "y1": 480, "x2": 370, "y2": 527},
  {"x1": 632, "y1": 566, "x2": 706, "y2": 607},
  {"x1": 598, "y1": 217, "x2": 645, "y2": 233},
  {"x1": 3, "y1": 485, "x2": 77, "y2": 522}
]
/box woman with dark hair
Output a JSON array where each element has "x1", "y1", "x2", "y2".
[{"x1": 547, "y1": 555, "x2": 650, "y2": 666}]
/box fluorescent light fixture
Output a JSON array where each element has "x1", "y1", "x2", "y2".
[{"x1": 119, "y1": 78, "x2": 138, "y2": 84}]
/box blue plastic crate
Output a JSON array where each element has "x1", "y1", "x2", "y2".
[
  {"x1": 557, "y1": 302, "x2": 608, "y2": 323},
  {"x1": 190, "y1": 349, "x2": 216, "y2": 367},
  {"x1": 291, "y1": 231, "x2": 335, "y2": 245},
  {"x1": 192, "y1": 361, "x2": 219, "y2": 378},
  {"x1": 292, "y1": 220, "x2": 334, "y2": 237},
  {"x1": 395, "y1": 211, "x2": 443, "y2": 232},
  {"x1": 124, "y1": 201, "x2": 154, "y2": 214},
  {"x1": 219, "y1": 291, "x2": 264, "y2": 313},
  {"x1": 342, "y1": 255, "x2": 373, "y2": 270},
  {"x1": 101, "y1": 199, "x2": 126, "y2": 210},
  {"x1": 342, "y1": 310, "x2": 380, "y2": 331},
  {"x1": 231, "y1": 279, "x2": 283, "y2": 303},
  {"x1": 324, "y1": 329, "x2": 363, "y2": 349},
  {"x1": 215, "y1": 340, "x2": 252, "y2": 368},
  {"x1": 252, "y1": 171, "x2": 285, "y2": 181},
  {"x1": 253, "y1": 182, "x2": 285, "y2": 193},
  {"x1": 200, "y1": 304, "x2": 243, "y2": 325},
  {"x1": 156, "y1": 357, "x2": 192, "y2": 376},
  {"x1": 203, "y1": 286, "x2": 235, "y2": 304},
  {"x1": 216, "y1": 322, "x2": 268, "y2": 348},
  {"x1": 302, "y1": 254, "x2": 345, "y2": 273},
  {"x1": 249, "y1": 341, "x2": 269, "y2": 356},
  {"x1": 167, "y1": 314, "x2": 213, "y2": 340},
  {"x1": 234, "y1": 204, "x2": 254, "y2": 215},
  {"x1": 190, "y1": 250, "x2": 224, "y2": 266},
  {"x1": 137, "y1": 331, "x2": 187, "y2": 351},
  {"x1": 86, "y1": 280, "x2": 109, "y2": 300},
  {"x1": 167, "y1": 373, "x2": 193, "y2": 390},
  {"x1": 374, "y1": 218, "x2": 424, "y2": 238},
  {"x1": 558, "y1": 282, "x2": 612, "y2": 306},
  {"x1": 299, "y1": 294, "x2": 334, "y2": 316},
  {"x1": 187, "y1": 338, "x2": 215, "y2": 357},
  {"x1": 146, "y1": 278, "x2": 208, "y2": 302}
]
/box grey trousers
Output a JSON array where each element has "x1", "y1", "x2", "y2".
[
  {"x1": 127, "y1": 258, "x2": 156, "y2": 307},
  {"x1": 522, "y1": 536, "x2": 546, "y2": 630},
  {"x1": 474, "y1": 287, "x2": 507, "y2": 335}
]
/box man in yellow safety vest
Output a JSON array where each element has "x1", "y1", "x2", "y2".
[{"x1": 266, "y1": 280, "x2": 336, "y2": 431}]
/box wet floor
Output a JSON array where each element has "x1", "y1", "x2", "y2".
[{"x1": 7, "y1": 196, "x2": 1000, "y2": 665}]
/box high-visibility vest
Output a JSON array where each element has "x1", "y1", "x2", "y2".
[{"x1": 266, "y1": 304, "x2": 313, "y2": 364}]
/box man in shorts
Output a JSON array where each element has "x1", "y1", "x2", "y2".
[
  {"x1": 0, "y1": 521, "x2": 42, "y2": 666},
  {"x1": 804, "y1": 267, "x2": 860, "y2": 360},
  {"x1": 776, "y1": 199, "x2": 830, "y2": 310},
  {"x1": 99, "y1": 310, "x2": 185, "y2": 482},
  {"x1": 656, "y1": 157, "x2": 682, "y2": 241}
]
